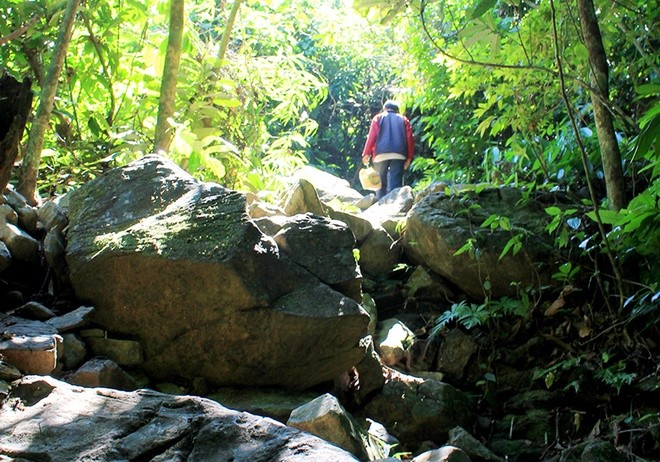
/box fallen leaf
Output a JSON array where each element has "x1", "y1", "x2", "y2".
[
  {"x1": 578, "y1": 325, "x2": 591, "y2": 338},
  {"x1": 545, "y1": 297, "x2": 565, "y2": 317}
]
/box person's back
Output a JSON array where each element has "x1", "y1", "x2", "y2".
[
  {"x1": 361, "y1": 100, "x2": 414, "y2": 199},
  {"x1": 375, "y1": 111, "x2": 407, "y2": 156}
]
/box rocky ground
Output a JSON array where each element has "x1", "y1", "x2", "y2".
[{"x1": 1, "y1": 161, "x2": 659, "y2": 461}]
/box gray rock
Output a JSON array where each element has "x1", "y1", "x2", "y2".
[
  {"x1": 0, "y1": 379, "x2": 10, "y2": 400},
  {"x1": 282, "y1": 178, "x2": 327, "y2": 216},
  {"x1": 15, "y1": 204, "x2": 39, "y2": 235},
  {"x1": 3, "y1": 189, "x2": 38, "y2": 234},
  {"x1": 13, "y1": 301, "x2": 56, "y2": 320},
  {"x1": 0, "y1": 315, "x2": 61, "y2": 375},
  {"x1": 44, "y1": 227, "x2": 68, "y2": 278},
  {"x1": 412, "y1": 446, "x2": 471, "y2": 462},
  {"x1": 436, "y1": 329, "x2": 477, "y2": 383},
  {"x1": 86, "y1": 337, "x2": 143, "y2": 366},
  {"x1": 360, "y1": 369, "x2": 474, "y2": 446},
  {"x1": 358, "y1": 225, "x2": 401, "y2": 277},
  {"x1": 61, "y1": 333, "x2": 87, "y2": 369},
  {"x1": 294, "y1": 165, "x2": 367, "y2": 208},
  {"x1": 1, "y1": 200, "x2": 39, "y2": 260},
  {"x1": 0, "y1": 240, "x2": 10, "y2": 272},
  {"x1": 405, "y1": 266, "x2": 456, "y2": 301},
  {"x1": 246, "y1": 195, "x2": 286, "y2": 219},
  {"x1": 361, "y1": 186, "x2": 414, "y2": 225},
  {"x1": 37, "y1": 199, "x2": 69, "y2": 232},
  {"x1": 405, "y1": 335, "x2": 442, "y2": 373},
  {"x1": 404, "y1": 188, "x2": 555, "y2": 298},
  {"x1": 0, "y1": 221, "x2": 39, "y2": 263},
  {"x1": 252, "y1": 214, "x2": 289, "y2": 237},
  {"x1": 65, "y1": 357, "x2": 138, "y2": 391},
  {"x1": 448, "y1": 426, "x2": 503, "y2": 461},
  {"x1": 65, "y1": 155, "x2": 369, "y2": 389},
  {"x1": 208, "y1": 387, "x2": 320, "y2": 422},
  {"x1": 287, "y1": 393, "x2": 369, "y2": 460},
  {"x1": 0, "y1": 359, "x2": 22, "y2": 381},
  {"x1": 375, "y1": 318, "x2": 415, "y2": 367},
  {"x1": 273, "y1": 213, "x2": 360, "y2": 289},
  {"x1": 46, "y1": 305, "x2": 94, "y2": 333},
  {"x1": 329, "y1": 207, "x2": 374, "y2": 243},
  {"x1": 354, "y1": 336, "x2": 385, "y2": 404},
  {"x1": 0, "y1": 203, "x2": 18, "y2": 225},
  {"x1": 0, "y1": 375, "x2": 359, "y2": 461}
]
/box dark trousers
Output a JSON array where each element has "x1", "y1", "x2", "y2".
[{"x1": 373, "y1": 159, "x2": 405, "y2": 200}]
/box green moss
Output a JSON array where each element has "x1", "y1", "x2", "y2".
[{"x1": 88, "y1": 189, "x2": 254, "y2": 262}]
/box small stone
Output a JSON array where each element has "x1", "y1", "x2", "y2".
[
  {"x1": 13, "y1": 301, "x2": 56, "y2": 321},
  {"x1": 0, "y1": 241, "x2": 10, "y2": 272},
  {"x1": 0, "y1": 334, "x2": 62, "y2": 375},
  {"x1": 375, "y1": 318, "x2": 414, "y2": 367},
  {"x1": 412, "y1": 446, "x2": 471, "y2": 462},
  {"x1": 43, "y1": 228, "x2": 68, "y2": 278},
  {"x1": 288, "y1": 393, "x2": 369, "y2": 460},
  {"x1": 46, "y1": 306, "x2": 94, "y2": 334},
  {"x1": 86, "y1": 337, "x2": 143, "y2": 366},
  {"x1": 79, "y1": 328, "x2": 105, "y2": 338},
  {"x1": 155, "y1": 382, "x2": 186, "y2": 395},
  {"x1": 0, "y1": 222, "x2": 40, "y2": 263},
  {"x1": 61, "y1": 333, "x2": 87, "y2": 369},
  {"x1": 37, "y1": 201, "x2": 68, "y2": 232},
  {"x1": 65, "y1": 358, "x2": 137, "y2": 391},
  {"x1": 448, "y1": 426, "x2": 503, "y2": 461},
  {"x1": 0, "y1": 359, "x2": 23, "y2": 381},
  {"x1": 4, "y1": 291, "x2": 24, "y2": 309}
]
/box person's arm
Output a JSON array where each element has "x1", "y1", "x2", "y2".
[
  {"x1": 361, "y1": 116, "x2": 380, "y2": 165},
  {"x1": 404, "y1": 117, "x2": 414, "y2": 169}
]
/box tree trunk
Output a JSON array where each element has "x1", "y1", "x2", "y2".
[
  {"x1": 577, "y1": 0, "x2": 627, "y2": 211},
  {"x1": 17, "y1": 0, "x2": 81, "y2": 206},
  {"x1": 0, "y1": 75, "x2": 33, "y2": 194},
  {"x1": 153, "y1": 0, "x2": 185, "y2": 154}
]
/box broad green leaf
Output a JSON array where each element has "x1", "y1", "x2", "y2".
[{"x1": 471, "y1": 0, "x2": 497, "y2": 19}]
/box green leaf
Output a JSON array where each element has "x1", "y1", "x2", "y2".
[
  {"x1": 586, "y1": 209, "x2": 620, "y2": 225},
  {"x1": 471, "y1": 0, "x2": 497, "y2": 19},
  {"x1": 454, "y1": 238, "x2": 475, "y2": 256},
  {"x1": 636, "y1": 84, "x2": 660, "y2": 97}
]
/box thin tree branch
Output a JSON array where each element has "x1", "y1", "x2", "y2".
[
  {"x1": 419, "y1": 0, "x2": 573, "y2": 76},
  {"x1": 418, "y1": 0, "x2": 638, "y2": 132},
  {"x1": 0, "y1": 15, "x2": 40, "y2": 46}
]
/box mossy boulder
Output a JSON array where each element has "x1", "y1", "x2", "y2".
[
  {"x1": 404, "y1": 188, "x2": 556, "y2": 299},
  {"x1": 65, "y1": 155, "x2": 369, "y2": 389}
]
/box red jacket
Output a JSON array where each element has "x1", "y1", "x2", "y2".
[{"x1": 362, "y1": 110, "x2": 414, "y2": 162}]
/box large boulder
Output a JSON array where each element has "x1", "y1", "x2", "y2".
[
  {"x1": 404, "y1": 188, "x2": 555, "y2": 299},
  {"x1": 272, "y1": 213, "x2": 362, "y2": 299},
  {"x1": 65, "y1": 155, "x2": 370, "y2": 389},
  {"x1": 0, "y1": 375, "x2": 359, "y2": 461}
]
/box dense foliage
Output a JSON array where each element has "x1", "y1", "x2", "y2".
[{"x1": 1, "y1": 1, "x2": 658, "y2": 454}]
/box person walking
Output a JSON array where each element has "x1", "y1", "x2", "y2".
[{"x1": 361, "y1": 100, "x2": 414, "y2": 199}]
